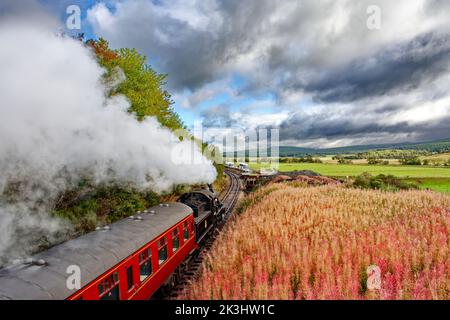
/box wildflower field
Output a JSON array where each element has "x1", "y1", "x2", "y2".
[{"x1": 184, "y1": 185, "x2": 450, "y2": 300}]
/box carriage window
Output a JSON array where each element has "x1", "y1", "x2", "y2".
[
  {"x1": 183, "y1": 221, "x2": 189, "y2": 241},
  {"x1": 126, "y1": 266, "x2": 134, "y2": 291},
  {"x1": 139, "y1": 248, "x2": 152, "y2": 282},
  {"x1": 158, "y1": 237, "x2": 168, "y2": 265},
  {"x1": 98, "y1": 272, "x2": 120, "y2": 300},
  {"x1": 172, "y1": 228, "x2": 180, "y2": 252}
]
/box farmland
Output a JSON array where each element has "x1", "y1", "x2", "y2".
[
  {"x1": 405, "y1": 178, "x2": 450, "y2": 194},
  {"x1": 183, "y1": 184, "x2": 450, "y2": 300},
  {"x1": 250, "y1": 163, "x2": 450, "y2": 178},
  {"x1": 420, "y1": 153, "x2": 450, "y2": 164},
  {"x1": 248, "y1": 162, "x2": 450, "y2": 194}
]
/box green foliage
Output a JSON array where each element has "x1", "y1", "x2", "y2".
[
  {"x1": 405, "y1": 178, "x2": 450, "y2": 195},
  {"x1": 367, "y1": 157, "x2": 390, "y2": 165},
  {"x1": 359, "y1": 149, "x2": 430, "y2": 160},
  {"x1": 336, "y1": 157, "x2": 353, "y2": 164},
  {"x1": 399, "y1": 157, "x2": 422, "y2": 165},
  {"x1": 53, "y1": 185, "x2": 161, "y2": 233},
  {"x1": 278, "y1": 139, "x2": 450, "y2": 158},
  {"x1": 280, "y1": 156, "x2": 322, "y2": 164},
  {"x1": 367, "y1": 157, "x2": 380, "y2": 165},
  {"x1": 87, "y1": 38, "x2": 184, "y2": 131},
  {"x1": 353, "y1": 173, "x2": 419, "y2": 192},
  {"x1": 252, "y1": 162, "x2": 450, "y2": 178},
  {"x1": 333, "y1": 154, "x2": 359, "y2": 160}
]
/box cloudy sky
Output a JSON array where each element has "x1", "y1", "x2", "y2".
[{"x1": 4, "y1": 0, "x2": 450, "y2": 147}]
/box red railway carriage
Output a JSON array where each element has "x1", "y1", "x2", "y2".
[{"x1": 0, "y1": 202, "x2": 196, "y2": 300}]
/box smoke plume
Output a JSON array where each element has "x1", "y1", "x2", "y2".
[{"x1": 0, "y1": 4, "x2": 216, "y2": 264}]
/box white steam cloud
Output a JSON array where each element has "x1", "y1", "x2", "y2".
[{"x1": 0, "y1": 8, "x2": 216, "y2": 264}]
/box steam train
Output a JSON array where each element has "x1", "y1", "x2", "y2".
[{"x1": 0, "y1": 186, "x2": 224, "y2": 300}]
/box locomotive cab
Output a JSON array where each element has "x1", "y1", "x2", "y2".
[{"x1": 179, "y1": 189, "x2": 224, "y2": 244}]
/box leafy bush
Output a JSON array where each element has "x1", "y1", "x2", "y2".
[
  {"x1": 337, "y1": 158, "x2": 353, "y2": 164},
  {"x1": 367, "y1": 157, "x2": 383, "y2": 165},
  {"x1": 367, "y1": 158, "x2": 390, "y2": 165},
  {"x1": 353, "y1": 173, "x2": 418, "y2": 191},
  {"x1": 358, "y1": 149, "x2": 431, "y2": 160},
  {"x1": 53, "y1": 185, "x2": 161, "y2": 233},
  {"x1": 399, "y1": 157, "x2": 422, "y2": 165},
  {"x1": 280, "y1": 156, "x2": 322, "y2": 164}
]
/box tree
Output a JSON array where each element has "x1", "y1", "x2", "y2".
[
  {"x1": 86, "y1": 38, "x2": 184, "y2": 131},
  {"x1": 399, "y1": 157, "x2": 422, "y2": 165},
  {"x1": 367, "y1": 157, "x2": 382, "y2": 165}
]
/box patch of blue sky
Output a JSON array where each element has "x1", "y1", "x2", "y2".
[
  {"x1": 230, "y1": 74, "x2": 246, "y2": 90},
  {"x1": 175, "y1": 108, "x2": 197, "y2": 128},
  {"x1": 39, "y1": 0, "x2": 97, "y2": 39},
  {"x1": 197, "y1": 92, "x2": 231, "y2": 110}
]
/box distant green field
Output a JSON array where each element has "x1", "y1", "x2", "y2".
[
  {"x1": 251, "y1": 163, "x2": 450, "y2": 178},
  {"x1": 406, "y1": 178, "x2": 450, "y2": 194},
  {"x1": 250, "y1": 162, "x2": 450, "y2": 194}
]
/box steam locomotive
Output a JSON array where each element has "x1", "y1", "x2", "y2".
[{"x1": 0, "y1": 186, "x2": 224, "y2": 300}]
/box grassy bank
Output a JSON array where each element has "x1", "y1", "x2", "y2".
[{"x1": 405, "y1": 178, "x2": 450, "y2": 194}]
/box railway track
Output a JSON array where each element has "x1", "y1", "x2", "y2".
[
  {"x1": 220, "y1": 169, "x2": 241, "y2": 218},
  {"x1": 166, "y1": 169, "x2": 241, "y2": 299}
]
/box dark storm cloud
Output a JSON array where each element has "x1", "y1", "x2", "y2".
[
  {"x1": 200, "y1": 104, "x2": 233, "y2": 128},
  {"x1": 279, "y1": 108, "x2": 450, "y2": 143},
  {"x1": 87, "y1": 1, "x2": 450, "y2": 95},
  {"x1": 0, "y1": 0, "x2": 36, "y2": 15},
  {"x1": 302, "y1": 33, "x2": 450, "y2": 103},
  {"x1": 83, "y1": 0, "x2": 450, "y2": 145},
  {"x1": 280, "y1": 115, "x2": 409, "y2": 141},
  {"x1": 87, "y1": 0, "x2": 353, "y2": 92},
  {"x1": 0, "y1": 0, "x2": 53, "y2": 21},
  {"x1": 1, "y1": 0, "x2": 449, "y2": 148},
  {"x1": 87, "y1": 0, "x2": 282, "y2": 91}
]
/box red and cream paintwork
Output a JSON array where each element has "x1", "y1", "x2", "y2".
[{"x1": 68, "y1": 215, "x2": 196, "y2": 300}]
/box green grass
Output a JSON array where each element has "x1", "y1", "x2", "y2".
[
  {"x1": 251, "y1": 163, "x2": 450, "y2": 178},
  {"x1": 250, "y1": 163, "x2": 450, "y2": 194},
  {"x1": 53, "y1": 186, "x2": 161, "y2": 233},
  {"x1": 405, "y1": 178, "x2": 450, "y2": 194}
]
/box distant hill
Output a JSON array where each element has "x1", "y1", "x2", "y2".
[
  {"x1": 279, "y1": 139, "x2": 450, "y2": 157},
  {"x1": 224, "y1": 139, "x2": 450, "y2": 158}
]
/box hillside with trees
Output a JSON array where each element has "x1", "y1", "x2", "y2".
[
  {"x1": 278, "y1": 139, "x2": 450, "y2": 157},
  {"x1": 87, "y1": 38, "x2": 184, "y2": 131}
]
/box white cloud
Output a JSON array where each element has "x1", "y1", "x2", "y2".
[{"x1": 85, "y1": 0, "x2": 450, "y2": 146}]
